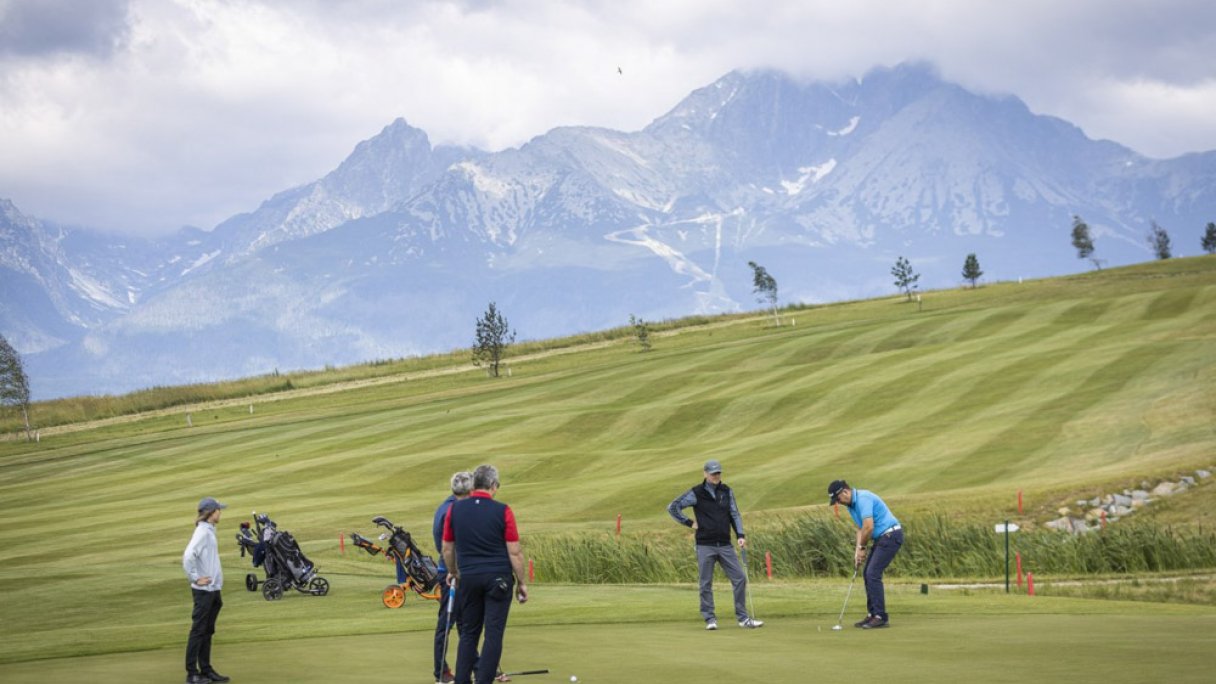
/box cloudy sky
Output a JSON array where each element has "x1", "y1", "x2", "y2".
[{"x1": 2, "y1": 0, "x2": 1215, "y2": 236}]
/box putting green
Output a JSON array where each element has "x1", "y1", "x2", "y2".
[{"x1": 1, "y1": 583, "x2": 1212, "y2": 683}]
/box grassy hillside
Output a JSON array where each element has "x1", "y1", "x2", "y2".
[{"x1": 0, "y1": 256, "x2": 1213, "y2": 670}]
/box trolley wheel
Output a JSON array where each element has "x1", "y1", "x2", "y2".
[
  {"x1": 262, "y1": 578, "x2": 284, "y2": 601},
  {"x1": 382, "y1": 584, "x2": 406, "y2": 609},
  {"x1": 309, "y1": 577, "x2": 330, "y2": 596},
  {"x1": 245, "y1": 573, "x2": 259, "y2": 592}
]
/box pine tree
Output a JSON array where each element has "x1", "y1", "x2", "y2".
[
  {"x1": 747, "y1": 261, "x2": 780, "y2": 326},
  {"x1": 1149, "y1": 221, "x2": 1171, "y2": 260},
  {"x1": 0, "y1": 334, "x2": 32, "y2": 440},
  {"x1": 629, "y1": 314, "x2": 651, "y2": 352},
  {"x1": 1202, "y1": 222, "x2": 1216, "y2": 255},
  {"x1": 892, "y1": 256, "x2": 920, "y2": 301},
  {"x1": 1071, "y1": 215, "x2": 1096, "y2": 265},
  {"x1": 962, "y1": 253, "x2": 983, "y2": 288},
  {"x1": 472, "y1": 302, "x2": 516, "y2": 377}
]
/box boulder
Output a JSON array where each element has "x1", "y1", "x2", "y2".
[
  {"x1": 1057, "y1": 506, "x2": 1072, "y2": 516},
  {"x1": 1113, "y1": 494, "x2": 1133, "y2": 507},
  {"x1": 1101, "y1": 494, "x2": 1115, "y2": 505},
  {"x1": 1076, "y1": 500, "x2": 1089, "y2": 507},
  {"x1": 1131, "y1": 499, "x2": 1147, "y2": 509},
  {"x1": 1131, "y1": 490, "x2": 1150, "y2": 501},
  {"x1": 1072, "y1": 518, "x2": 1095, "y2": 534},
  {"x1": 1112, "y1": 505, "x2": 1132, "y2": 516},
  {"x1": 1198, "y1": 470, "x2": 1212, "y2": 479},
  {"x1": 1152, "y1": 482, "x2": 1178, "y2": 497},
  {"x1": 1045, "y1": 518, "x2": 1073, "y2": 532},
  {"x1": 1181, "y1": 475, "x2": 1196, "y2": 486},
  {"x1": 1089, "y1": 497, "x2": 1102, "y2": 507}
]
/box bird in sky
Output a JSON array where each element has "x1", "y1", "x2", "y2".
[{"x1": 617, "y1": 66, "x2": 623, "y2": 75}]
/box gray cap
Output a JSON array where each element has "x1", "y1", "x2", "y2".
[
  {"x1": 704, "y1": 459, "x2": 723, "y2": 474},
  {"x1": 198, "y1": 496, "x2": 228, "y2": 513}
]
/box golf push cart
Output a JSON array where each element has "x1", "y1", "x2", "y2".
[
  {"x1": 349, "y1": 516, "x2": 442, "y2": 607},
  {"x1": 235, "y1": 511, "x2": 330, "y2": 601}
]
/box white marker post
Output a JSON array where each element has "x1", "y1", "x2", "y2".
[{"x1": 995, "y1": 521, "x2": 1020, "y2": 593}]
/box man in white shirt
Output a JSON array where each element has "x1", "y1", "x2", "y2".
[{"x1": 183, "y1": 496, "x2": 230, "y2": 683}]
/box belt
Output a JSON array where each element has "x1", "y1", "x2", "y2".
[{"x1": 880, "y1": 525, "x2": 902, "y2": 537}]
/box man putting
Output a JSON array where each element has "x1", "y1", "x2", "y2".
[
  {"x1": 667, "y1": 460, "x2": 763, "y2": 630},
  {"x1": 829, "y1": 479, "x2": 903, "y2": 629}
]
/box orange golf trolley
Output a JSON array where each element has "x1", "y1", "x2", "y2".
[{"x1": 349, "y1": 516, "x2": 442, "y2": 607}]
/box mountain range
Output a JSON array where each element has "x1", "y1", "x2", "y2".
[{"x1": 4, "y1": 62, "x2": 1215, "y2": 399}]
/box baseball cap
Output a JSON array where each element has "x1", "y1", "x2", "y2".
[
  {"x1": 827, "y1": 480, "x2": 849, "y2": 504},
  {"x1": 198, "y1": 496, "x2": 228, "y2": 513},
  {"x1": 704, "y1": 459, "x2": 723, "y2": 474}
]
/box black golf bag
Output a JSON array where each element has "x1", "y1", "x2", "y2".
[{"x1": 236, "y1": 512, "x2": 330, "y2": 601}]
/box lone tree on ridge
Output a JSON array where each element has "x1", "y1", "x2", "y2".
[
  {"x1": 961, "y1": 253, "x2": 983, "y2": 289},
  {"x1": 1071, "y1": 215, "x2": 1102, "y2": 269},
  {"x1": 891, "y1": 256, "x2": 920, "y2": 301},
  {"x1": 472, "y1": 301, "x2": 516, "y2": 378},
  {"x1": 1201, "y1": 222, "x2": 1216, "y2": 254},
  {"x1": 0, "y1": 334, "x2": 32, "y2": 440},
  {"x1": 747, "y1": 261, "x2": 780, "y2": 326},
  {"x1": 1148, "y1": 221, "x2": 1172, "y2": 260}
]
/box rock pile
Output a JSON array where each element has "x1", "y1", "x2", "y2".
[{"x1": 1044, "y1": 469, "x2": 1212, "y2": 534}]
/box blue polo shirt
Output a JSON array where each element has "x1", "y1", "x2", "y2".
[{"x1": 846, "y1": 489, "x2": 900, "y2": 538}]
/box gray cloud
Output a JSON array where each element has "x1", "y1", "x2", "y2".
[
  {"x1": 0, "y1": 0, "x2": 1214, "y2": 236},
  {"x1": 0, "y1": 0, "x2": 131, "y2": 59}
]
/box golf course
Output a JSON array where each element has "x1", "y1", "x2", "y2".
[{"x1": 1, "y1": 256, "x2": 1214, "y2": 683}]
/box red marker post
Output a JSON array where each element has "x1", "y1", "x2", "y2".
[
  {"x1": 616, "y1": 513, "x2": 622, "y2": 537},
  {"x1": 528, "y1": 558, "x2": 535, "y2": 582},
  {"x1": 1027, "y1": 573, "x2": 1035, "y2": 596},
  {"x1": 1017, "y1": 490, "x2": 1023, "y2": 515},
  {"x1": 339, "y1": 533, "x2": 345, "y2": 555},
  {"x1": 765, "y1": 551, "x2": 773, "y2": 580}
]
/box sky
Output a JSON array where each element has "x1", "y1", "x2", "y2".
[{"x1": 2, "y1": 0, "x2": 1215, "y2": 236}]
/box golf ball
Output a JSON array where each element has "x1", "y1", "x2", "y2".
[
  {"x1": 832, "y1": 625, "x2": 842, "y2": 631},
  {"x1": 570, "y1": 677, "x2": 579, "y2": 683}
]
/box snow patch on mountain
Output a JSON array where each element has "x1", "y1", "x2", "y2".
[
  {"x1": 781, "y1": 159, "x2": 838, "y2": 195},
  {"x1": 456, "y1": 161, "x2": 511, "y2": 198},
  {"x1": 604, "y1": 223, "x2": 713, "y2": 284},
  {"x1": 181, "y1": 250, "x2": 222, "y2": 276},
  {"x1": 828, "y1": 116, "x2": 860, "y2": 136}
]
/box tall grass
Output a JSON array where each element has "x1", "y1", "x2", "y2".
[{"x1": 525, "y1": 513, "x2": 1216, "y2": 583}]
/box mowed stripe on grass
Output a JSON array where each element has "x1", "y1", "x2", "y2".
[{"x1": 0, "y1": 257, "x2": 1213, "y2": 669}]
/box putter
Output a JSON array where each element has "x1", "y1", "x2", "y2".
[
  {"x1": 832, "y1": 563, "x2": 861, "y2": 631},
  {"x1": 740, "y1": 547, "x2": 758, "y2": 623},
  {"x1": 503, "y1": 670, "x2": 549, "y2": 676}
]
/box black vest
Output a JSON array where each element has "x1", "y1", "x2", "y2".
[
  {"x1": 692, "y1": 481, "x2": 736, "y2": 547},
  {"x1": 449, "y1": 494, "x2": 512, "y2": 576}
]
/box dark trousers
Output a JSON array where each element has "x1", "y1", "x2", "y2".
[
  {"x1": 186, "y1": 588, "x2": 223, "y2": 675},
  {"x1": 433, "y1": 573, "x2": 472, "y2": 679},
  {"x1": 864, "y1": 528, "x2": 904, "y2": 620},
  {"x1": 454, "y1": 573, "x2": 513, "y2": 684}
]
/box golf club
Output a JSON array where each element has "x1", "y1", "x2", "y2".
[
  {"x1": 741, "y1": 547, "x2": 757, "y2": 623},
  {"x1": 503, "y1": 670, "x2": 550, "y2": 676},
  {"x1": 832, "y1": 563, "x2": 861, "y2": 631},
  {"x1": 439, "y1": 580, "x2": 455, "y2": 677}
]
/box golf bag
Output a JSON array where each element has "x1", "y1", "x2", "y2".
[
  {"x1": 235, "y1": 511, "x2": 330, "y2": 601},
  {"x1": 349, "y1": 515, "x2": 441, "y2": 607}
]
